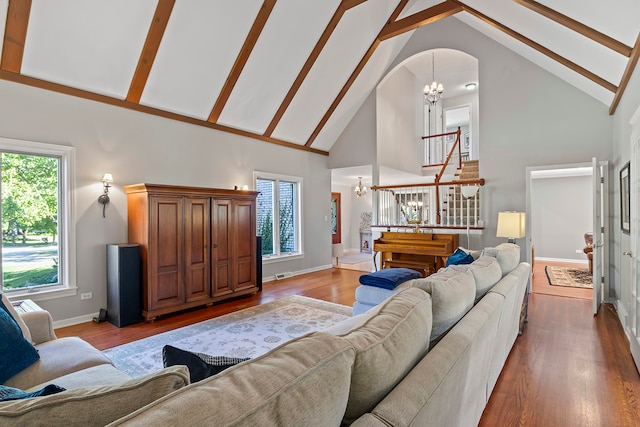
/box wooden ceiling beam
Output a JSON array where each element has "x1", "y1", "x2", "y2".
[
  {"x1": 379, "y1": 0, "x2": 463, "y2": 41},
  {"x1": 126, "y1": 0, "x2": 175, "y2": 103},
  {"x1": 264, "y1": 0, "x2": 366, "y2": 137},
  {"x1": 1, "y1": 0, "x2": 32, "y2": 73},
  {"x1": 305, "y1": 0, "x2": 411, "y2": 147},
  {"x1": 513, "y1": 0, "x2": 632, "y2": 57},
  {"x1": 0, "y1": 70, "x2": 328, "y2": 155},
  {"x1": 609, "y1": 33, "x2": 640, "y2": 115},
  {"x1": 457, "y1": 1, "x2": 618, "y2": 93},
  {"x1": 208, "y1": 0, "x2": 276, "y2": 123}
]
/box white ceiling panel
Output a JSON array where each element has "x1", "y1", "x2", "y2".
[
  {"x1": 21, "y1": 0, "x2": 157, "y2": 99},
  {"x1": 139, "y1": 0, "x2": 263, "y2": 119},
  {"x1": 398, "y1": 0, "x2": 442, "y2": 20},
  {"x1": 455, "y1": 13, "x2": 615, "y2": 106},
  {"x1": 272, "y1": 0, "x2": 400, "y2": 144},
  {"x1": 217, "y1": 0, "x2": 341, "y2": 133},
  {"x1": 314, "y1": 33, "x2": 414, "y2": 152},
  {"x1": 536, "y1": 0, "x2": 640, "y2": 47},
  {"x1": 463, "y1": 0, "x2": 628, "y2": 89}
]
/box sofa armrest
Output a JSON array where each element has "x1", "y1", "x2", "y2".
[{"x1": 20, "y1": 310, "x2": 57, "y2": 344}]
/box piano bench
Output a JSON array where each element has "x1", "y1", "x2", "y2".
[{"x1": 384, "y1": 260, "x2": 435, "y2": 277}]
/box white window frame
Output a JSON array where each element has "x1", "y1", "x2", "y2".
[
  {"x1": 0, "y1": 137, "x2": 77, "y2": 301},
  {"x1": 254, "y1": 171, "x2": 303, "y2": 263}
]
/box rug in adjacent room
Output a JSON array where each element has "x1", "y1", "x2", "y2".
[
  {"x1": 545, "y1": 265, "x2": 592, "y2": 289},
  {"x1": 102, "y1": 295, "x2": 351, "y2": 377}
]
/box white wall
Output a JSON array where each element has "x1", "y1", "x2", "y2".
[
  {"x1": 531, "y1": 174, "x2": 592, "y2": 261},
  {"x1": 0, "y1": 79, "x2": 331, "y2": 324},
  {"x1": 376, "y1": 66, "x2": 423, "y2": 175},
  {"x1": 333, "y1": 18, "x2": 612, "y2": 255}
]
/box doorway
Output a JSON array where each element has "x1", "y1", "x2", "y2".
[{"x1": 526, "y1": 164, "x2": 606, "y2": 302}]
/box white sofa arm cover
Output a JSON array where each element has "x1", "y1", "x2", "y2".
[{"x1": 21, "y1": 310, "x2": 57, "y2": 344}]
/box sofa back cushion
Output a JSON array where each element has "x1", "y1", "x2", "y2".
[
  {"x1": 111, "y1": 332, "x2": 356, "y2": 427},
  {"x1": 450, "y1": 256, "x2": 502, "y2": 302},
  {"x1": 0, "y1": 291, "x2": 32, "y2": 342},
  {"x1": 408, "y1": 268, "x2": 476, "y2": 344},
  {"x1": 481, "y1": 243, "x2": 520, "y2": 276},
  {"x1": 330, "y1": 288, "x2": 433, "y2": 425},
  {"x1": 0, "y1": 366, "x2": 189, "y2": 427}
]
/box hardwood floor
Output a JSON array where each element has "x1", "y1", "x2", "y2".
[{"x1": 56, "y1": 266, "x2": 640, "y2": 426}]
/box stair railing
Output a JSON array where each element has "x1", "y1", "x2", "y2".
[{"x1": 371, "y1": 178, "x2": 484, "y2": 229}]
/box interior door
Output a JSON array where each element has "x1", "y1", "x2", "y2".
[
  {"x1": 629, "y1": 133, "x2": 640, "y2": 369},
  {"x1": 592, "y1": 158, "x2": 603, "y2": 314},
  {"x1": 331, "y1": 192, "x2": 341, "y2": 244}
]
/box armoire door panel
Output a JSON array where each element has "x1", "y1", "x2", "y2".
[
  {"x1": 185, "y1": 197, "x2": 211, "y2": 302},
  {"x1": 234, "y1": 200, "x2": 256, "y2": 291},
  {"x1": 212, "y1": 199, "x2": 233, "y2": 296}
]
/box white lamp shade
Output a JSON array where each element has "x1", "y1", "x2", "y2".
[
  {"x1": 332, "y1": 243, "x2": 344, "y2": 258},
  {"x1": 102, "y1": 173, "x2": 113, "y2": 183},
  {"x1": 461, "y1": 185, "x2": 478, "y2": 199},
  {"x1": 496, "y1": 211, "x2": 526, "y2": 239}
]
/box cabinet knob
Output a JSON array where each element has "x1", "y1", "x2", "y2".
[
  {"x1": 204, "y1": 244, "x2": 209, "y2": 248},
  {"x1": 213, "y1": 243, "x2": 218, "y2": 248}
]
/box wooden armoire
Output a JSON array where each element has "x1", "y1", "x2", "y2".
[{"x1": 124, "y1": 183, "x2": 258, "y2": 321}]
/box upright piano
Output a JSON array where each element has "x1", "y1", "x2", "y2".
[{"x1": 373, "y1": 232, "x2": 459, "y2": 277}]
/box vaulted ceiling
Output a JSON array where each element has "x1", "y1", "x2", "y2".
[{"x1": 1, "y1": 0, "x2": 638, "y2": 155}]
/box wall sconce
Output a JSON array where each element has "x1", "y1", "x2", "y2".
[
  {"x1": 496, "y1": 211, "x2": 526, "y2": 244},
  {"x1": 98, "y1": 173, "x2": 113, "y2": 218}
]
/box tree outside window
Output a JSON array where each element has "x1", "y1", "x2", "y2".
[{"x1": 255, "y1": 173, "x2": 301, "y2": 258}]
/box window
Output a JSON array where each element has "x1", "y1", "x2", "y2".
[
  {"x1": 0, "y1": 137, "x2": 76, "y2": 299},
  {"x1": 255, "y1": 172, "x2": 302, "y2": 259}
]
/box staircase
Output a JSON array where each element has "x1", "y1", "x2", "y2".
[{"x1": 443, "y1": 160, "x2": 480, "y2": 226}]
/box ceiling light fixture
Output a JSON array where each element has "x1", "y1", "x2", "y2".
[
  {"x1": 354, "y1": 177, "x2": 367, "y2": 198},
  {"x1": 424, "y1": 51, "x2": 444, "y2": 105},
  {"x1": 465, "y1": 82, "x2": 477, "y2": 90}
]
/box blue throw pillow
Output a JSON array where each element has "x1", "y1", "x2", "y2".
[
  {"x1": 0, "y1": 300, "x2": 40, "y2": 383},
  {"x1": 0, "y1": 384, "x2": 65, "y2": 402},
  {"x1": 359, "y1": 268, "x2": 422, "y2": 290},
  {"x1": 445, "y1": 248, "x2": 474, "y2": 267}
]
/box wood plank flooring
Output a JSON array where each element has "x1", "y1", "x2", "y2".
[{"x1": 56, "y1": 263, "x2": 640, "y2": 426}]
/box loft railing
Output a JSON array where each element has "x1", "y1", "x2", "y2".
[
  {"x1": 422, "y1": 128, "x2": 462, "y2": 173},
  {"x1": 371, "y1": 178, "x2": 485, "y2": 229}
]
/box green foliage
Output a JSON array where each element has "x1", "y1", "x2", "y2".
[
  {"x1": 3, "y1": 265, "x2": 58, "y2": 289},
  {"x1": 258, "y1": 210, "x2": 274, "y2": 256},
  {"x1": 1, "y1": 153, "x2": 58, "y2": 244}
]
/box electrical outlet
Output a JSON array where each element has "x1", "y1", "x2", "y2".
[
  {"x1": 80, "y1": 292, "x2": 92, "y2": 300},
  {"x1": 576, "y1": 249, "x2": 583, "y2": 254}
]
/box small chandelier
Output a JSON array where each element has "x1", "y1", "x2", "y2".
[
  {"x1": 354, "y1": 177, "x2": 367, "y2": 198},
  {"x1": 424, "y1": 51, "x2": 444, "y2": 105}
]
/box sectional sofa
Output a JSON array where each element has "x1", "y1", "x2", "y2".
[{"x1": 0, "y1": 243, "x2": 530, "y2": 426}]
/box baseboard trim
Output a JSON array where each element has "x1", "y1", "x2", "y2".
[
  {"x1": 263, "y1": 264, "x2": 333, "y2": 283},
  {"x1": 535, "y1": 257, "x2": 589, "y2": 264},
  {"x1": 53, "y1": 312, "x2": 98, "y2": 329}
]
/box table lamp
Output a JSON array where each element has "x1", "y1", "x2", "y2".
[{"x1": 496, "y1": 211, "x2": 525, "y2": 244}]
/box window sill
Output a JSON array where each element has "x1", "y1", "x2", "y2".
[
  {"x1": 6, "y1": 286, "x2": 78, "y2": 303},
  {"x1": 261, "y1": 253, "x2": 304, "y2": 264}
]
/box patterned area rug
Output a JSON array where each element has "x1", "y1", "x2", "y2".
[
  {"x1": 103, "y1": 295, "x2": 351, "y2": 377},
  {"x1": 545, "y1": 266, "x2": 592, "y2": 289}
]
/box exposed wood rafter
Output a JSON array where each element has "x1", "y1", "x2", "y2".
[
  {"x1": 379, "y1": 0, "x2": 463, "y2": 41},
  {"x1": 610, "y1": 33, "x2": 640, "y2": 115},
  {"x1": 264, "y1": 0, "x2": 366, "y2": 137},
  {"x1": 208, "y1": 0, "x2": 276, "y2": 123},
  {"x1": 126, "y1": 0, "x2": 175, "y2": 103},
  {"x1": 513, "y1": 0, "x2": 633, "y2": 57},
  {"x1": 455, "y1": 1, "x2": 618, "y2": 94},
  {"x1": 1, "y1": 0, "x2": 32, "y2": 73},
  {"x1": 0, "y1": 70, "x2": 328, "y2": 155},
  {"x1": 305, "y1": 0, "x2": 463, "y2": 147}
]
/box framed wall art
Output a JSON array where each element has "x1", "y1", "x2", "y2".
[{"x1": 620, "y1": 161, "x2": 630, "y2": 234}]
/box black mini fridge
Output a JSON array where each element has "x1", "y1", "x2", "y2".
[{"x1": 106, "y1": 244, "x2": 142, "y2": 327}]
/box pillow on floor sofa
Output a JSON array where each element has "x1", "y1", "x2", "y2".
[
  {"x1": 0, "y1": 300, "x2": 40, "y2": 384},
  {"x1": 408, "y1": 268, "x2": 475, "y2": 345},
  {"x1": 162, "y1": 345, "x2": 249, "y2": 383}
]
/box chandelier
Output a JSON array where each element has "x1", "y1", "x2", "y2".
[
  {"x1": 354, "y1": 177, "x2": 367, "y2": 198},
  {"x1": 424, "y1": 51, "x2": 444, "y2": 105}
]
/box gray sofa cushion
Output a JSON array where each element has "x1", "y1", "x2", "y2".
[
  {"x1": 450, "y1": 256, "x2": 502, "y2": 302},
  {"x1": 481, "y1": 243, "x2": 520, "y2": 276},
  {"x1": 4, "y1": 337, "x2": 113, "y2": 390},
  {"x1": 408, "y1": 268, "x2": 476, "y2": 344},
  {"x1": 330, "y1": 288, "x2": 433, "y2": 425},
  {"x1": 0, "y1": 366, "x2": 189, "y2": 427},
  {"x1": 110, "y1": 332, "x2": 356, "y2": 427}
]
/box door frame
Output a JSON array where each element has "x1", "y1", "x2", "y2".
[
  {"x1": 525, "y1": 162, "x2": 610, "y2": 304},
  {"x1": 331, "y1": 192, "x2": 341, "y2": 245}
]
